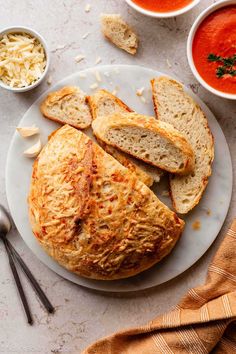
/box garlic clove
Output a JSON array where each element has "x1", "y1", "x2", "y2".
[
  {"x1": 23, "y1": 139, "x2": 42, "y2": 158},
  {"x1": 17, "y1": 126, "x2": 40, "y2": 138}
]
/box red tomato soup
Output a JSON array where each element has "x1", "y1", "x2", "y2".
[
  {"x1": 132, "y1": 0, "x2": 193, "y2": 12},
  {"x1": 193, "y1": 5, "x2": 236, "y2": 94}
]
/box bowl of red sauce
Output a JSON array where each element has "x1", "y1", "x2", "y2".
[
  {"x1": 187, "y1": 0, "x2": 236, "y2": 99},
  {"x1": 125, "y1": 0, "x2": 201, "y2": 18}
]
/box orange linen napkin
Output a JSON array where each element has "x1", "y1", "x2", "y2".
[{"x1": 82, "y1": 219, "x2": 236, "y2": 354}]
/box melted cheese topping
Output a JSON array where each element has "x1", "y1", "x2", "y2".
[{"x1": 0, "y1": 32, "x2": 46, "y2": 88}]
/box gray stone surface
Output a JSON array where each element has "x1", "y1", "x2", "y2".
[{"x1": 0, "y1": 0, "x2": 235, "y2": 353}]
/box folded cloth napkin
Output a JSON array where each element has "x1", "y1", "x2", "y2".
[{"x1": 82, "y1": 219, "x2": 236, "y2": 354}]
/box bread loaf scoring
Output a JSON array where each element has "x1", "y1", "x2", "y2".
[{"x1": 28, "y1": 124, "x2": 184, "y2": 280}]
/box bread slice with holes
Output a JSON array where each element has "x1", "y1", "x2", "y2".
[
  {"x1": 87, "y1": 89, "x2": 133, "y2": 119},
  {"x1": 40, "y1": 86, "x2": 92, "y2": 129},
  {"x1": 101, "y1": 14, "x2": 138, "y2": 55},
  {"x1": 88, "y1": 89, "x2": 163, "y2": 185},
  {"x1": 92, "y1": 112, "x2": 195, "y2": 175},
  {"x1": 151, "y1": 77, "x2": 214, "y2": 214}
]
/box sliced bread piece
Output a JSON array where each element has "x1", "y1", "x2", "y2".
[
  {"x1": 101, "y1": 14, "x2": 138, "y2": 55},
  {"x1": 87, "y1": 89, "x2": 132, "y2": 119},
  {"x1": 88, "y1": 89, "x2": 163, "y2": 185},
  {"x1": 92, "y1": 112, "x2": 195, "y2": 175},
  {"x1": 151, "y1": 77, "x2": 214, "y2": 214},
  {"x1": 40, "y1": 86, "x2": 92, "y2": 129}
]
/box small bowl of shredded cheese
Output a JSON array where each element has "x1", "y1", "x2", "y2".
[{"x1": 0, "y1": 26, "x2": 49, "y2": 92}]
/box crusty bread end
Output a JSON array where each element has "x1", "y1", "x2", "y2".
[
  {"x1": 101, "y1": 14, "x2": 138, "y2": 55},
  {"x1": 40, "y1": 86, "x2": 92, "y2": 129}
]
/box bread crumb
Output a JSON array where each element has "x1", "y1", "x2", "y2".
[
  {"x1": 161, "y1": 190, "x2": 169, "y2": 197},
  {"x1": 104, "y1": 71, "x2": 110, "y2": 77},
  {"x1": 94, "y1": 71, "x2": 102, "y2": 82},
  {"x1": 206, "y1": 209, "x2": 211, "y2": 216},
  {"x1": 78, "y1": 72, "x2": 87, "y2": 78},
  {"x1": 85, "y1": 4, "x2": 91, "y2": 12},
  {"x1": 192, "y1": 220, "x2": 201, "y2": 230},
  {"x1": 140, "y1": 96, "x2": 146, "y2": 103},
  {"x1": 82, "y1": 32, "x2": 90, "y2": 39},
  {"x1": 136, "y1": 87, "x2": 145, "y2": 97},
  {"x1": 75, "y1": 54, "x2": 85, "y2": 63},
  {"x1": 47, "y1": 75, "x2": 52, "y2": 85},
  {"x1": 166, "y1": 59, "x2": 172, "y2": 68},
  {"x1": 90, "y1": 82, "x2": 99, "y2": 89},
  {"x1": 95, "y1": 56, "x2": 102, "y2": 65}
]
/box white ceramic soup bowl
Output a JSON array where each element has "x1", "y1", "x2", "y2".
[
  {"x1": 125, "y1": 0, "x2": 201, "y2": 18},
  {"x1": 187, "y1": 0, "x2": 236, "y2": 100}
]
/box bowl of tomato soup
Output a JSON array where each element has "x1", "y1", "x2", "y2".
[
  {"x1": 187, "y1": 0, "x2": 236, "y2": 99},
  {"x1": 125, "y1": 0, "x2": 201, "y2": 18}
]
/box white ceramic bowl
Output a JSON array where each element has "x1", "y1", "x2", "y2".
[
  {"x1": 187, "y1": 0, "x2": 236, "y2": 100},
  {"x1": 125, "y1": 0, "x2": 201, "y2": 18},
  {"x1": 0, "y1": 26, "x2": 50, "y2": 93}
]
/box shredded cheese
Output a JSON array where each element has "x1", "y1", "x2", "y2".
[
  {"x1": 85, "y1": 4, "x2": 91, "y2": 12},
  {"x1": 166, "y1": 58, "x2": 172, "y2": 68},
  {"x1": 112, "y1": 86, "x2": 119, "y2": 96},
  {"x1": 90, "y1": 82, "x2": 98, "y2": 89},
  {"x1": 136, "y1": 87, "x2": 145, "y2": 96},
  {"x1": 82, "y1": 32, "x2": 90, "y2": 39},
  {"x1": 140, "y1": 96, "x2": 146, "y2": 103},
  {"x1": 47, "y1": 75, "x2": 52, "y2": 85},
  {"x1": 0, "y1": 32, "x2": 46, "y2": 88},
  {"x1": 95, "y1": 56, "x2": 102, "y2": 65},
  {"x1": 94, "y1": 70, "x2": 102, "y2": 82},
  {"x1": 75, "y1": 54, "x2": 85, "y2": 63},
  {"x1": 78, "y1": 72, "x2": 87, "y2": 78}
]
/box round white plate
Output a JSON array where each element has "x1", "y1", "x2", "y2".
[{"x1": 6, "y1": 65, "x2": 233, "y2": 293}]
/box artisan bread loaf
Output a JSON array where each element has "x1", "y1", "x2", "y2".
[
  {"x1": 101, "y1": 14, "x2": 138, "y2": 55},
  {"x1": 151, "y1": 77, "x2": 214, "y2": 214},
  {"x1": 40, "y1": 86, "x2": 92, "y2": 129},
  {"x1": 88, "y1": 89, "x2": 163, "y2": 185},
  {"x1": 92, "y1": 112, "x2": 195, "y2": 175},
  {"x1": 29, "y1": 124, "x2": 184, "y2": 280}
]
